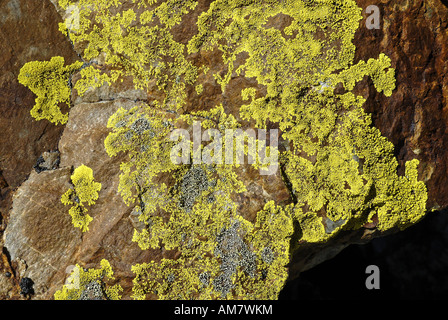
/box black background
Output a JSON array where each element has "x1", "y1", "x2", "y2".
[{"x1": 279, "y1": 209, "x2": 448, "y2": 300}]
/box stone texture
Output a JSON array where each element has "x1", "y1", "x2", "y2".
[
  {"x1": 353, "y1": 0, "x2": 448, "y2": 211},
  {"x1": 1, "y1": 0, "x2": 448, "y2": 300},
  {"x1": 57, "y1": 98, "x2": 154, "y2": 299},
  {"x1": 3, "y1": 168, "x2": 80, "y2": 298},
  {"x1": 0, "y1": 0, "x2": 80, "y2": 299},
  {"x1": 2, "y1": 97, "x2": 158, "y2": 299},
  {"x1": 0, "y1": 250, "x2": 17, "y2": 299},
  {"x1": 0, "y1": 0, "x2": 79, "y2": 190}
]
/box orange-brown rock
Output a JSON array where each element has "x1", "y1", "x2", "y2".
[
  {"x1": 1, "y1": 0, "x2": 448, "y2": 300},
  {"x1": 0, "y1": 0, "x2": 79, "y2": 299},
  {"x1": 354, "y1": 0, "x2": 448, "y2": 211}
]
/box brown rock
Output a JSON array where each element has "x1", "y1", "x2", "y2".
[
  {"x1": 3, "y1": 97, "x2": 157, "y2": 299},
  {"x1": 354, "y1": 0, "x2": 448, "y2": 211},
  {"x1": 3, "y1": 168, "x2": 80, "y2": 298},
  {"x1": 0, "y1": 0, "x2": 79, "y2": 214},
  {"x1": 2, "y1": 0, "x2": 448, "y2": 300},
  {"x1": 62, "y1": 98, "x2": 160, "y2": 298},
  {"x1": 0, "y1": 0, "x2": 80, "y2": 299},
  {"x1": 0, "y1": 250, "x2": 17, "y2": 299}
]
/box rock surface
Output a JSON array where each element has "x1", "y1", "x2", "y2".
[
  {"x1": 0, "y1": 0, "x2": 79, "y2": 299},
  {"x1": 0, "y1": 0, "x2": 79, "y2": 189},
  {"x1": 3, "y1": 168, "x2": 79, "y2": 297},
  {"x1": 354, "y1": 0, "x2": 448, "y2": 211},
  {"x1": 0, "y1": 0, "x2": 447, "y2": 300}
]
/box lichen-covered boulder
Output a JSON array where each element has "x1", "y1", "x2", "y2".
[{"x1": 2, "y1": 0, "x2": 443, "y2": 300}]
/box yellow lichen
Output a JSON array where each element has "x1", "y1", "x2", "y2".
[
  {"x1": 36, "y1": 0, "x2": 427, "y2": 300},
  {"x1": 18, "y1": 56, "x2": 83, "y2": 125},
  {"x1": 61, "y1": 164, "x2": 102, "y2": 232},
  {"x1": 54, "y1": 259, "x2": 122, "y2": 300},
  {"x1": 58, "y1": 0, "x2": 198, "y2": 110}
]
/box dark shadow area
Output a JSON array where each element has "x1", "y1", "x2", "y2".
[{"x1": 279, "y1": 210, "x2": 448, "y2": 299}]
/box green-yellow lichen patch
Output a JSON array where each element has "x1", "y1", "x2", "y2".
[
  {"x1": 58, "y1": 0, "x2": 199, "y2": 111},
  {"x1": 330, "y1": 53, "x2": 396, "y2": 97},
  {"x1": 131, "y1": 258, "x2": 214, "y2": 300},
  {"x1": 40, "y1": 0, "x2": 427, "y2": 300},
  {"x1": 18, "y1": 56, "x2": 83, "y2": 125},
  {"x1": 102, "y1": 0, "x2": 426, "y2": 299},
  {"x1": 61, "y1": 164, "x2": 102, "y2": 232},
  {"x1": 54, "y1": 259, "x2": 122, "y2": 300}
]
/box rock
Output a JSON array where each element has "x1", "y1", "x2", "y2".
[
  {"x1": 33, "y1": 151, "x2": 60, "y2": 173},
  {"x1": 0, "y1": 251, "x2": 16, "y2": 299},
  {"x1": 0, "y1": 0, "x2": 80, "y2": 298},
  {"x1": 353, "y1": 0, "x2": 448, "y2": 211},
  {"x1": 3, "y1": 168, "x2": 81, "y2": 298},
  {"x1": 0, "y1": 272, "x2": 14, "y2": 299},
  {"x1": 0, "y1": 170, "x2": 10, "y2": 218},
  {"x1": 71, "y1": 74, "x2": 148, "y2": 105},
  {"x1": 1, "y1": 0, "x2": 448, "y2": 300},
  {"x1": 3, "y1": 97, "x2": 157, "y2": 299},
  {"x1": 13, "y1": 258, "x2": 27, "y2": 278},
  {"x1": 0, "y1": 0, "x2": 80, "y2": 236},
  {"x1": 58, "y1": 98, "x2": 154, "y2": 280}
]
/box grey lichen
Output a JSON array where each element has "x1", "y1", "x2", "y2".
[
  {"x1": 124, "y1": 130, "x2": 133, "y2": 141},
  {"x1": 261, "y1": 246, "x2": 274, "y2": 265},
  {"x1": 114, "y1": 119, "x2": 127, "y2": 128},
  {"x1": 213, "y1": 221, "x2": 257, "y2": 297},
  {"x1": 78, "y1": 281, "x2": 106, "y2": 300},
  {"x1": 212, "y1": 273, "x2": 234, "y2": 298},
  {"x1": 130, "y1": 117, "x2": 154, "y2": 137},
  {"x1": 166, "y1": 273, "x2": 175, "y2": 284},
  {"x1": 178, "y1": 165, "x2": 210, "y2": 212},
  {"x1": 199, "y1": 271, "x2": 211, "y2": 287},
  {"x1": 324, "y1": 217, "x2": 346, "y2": 234}
]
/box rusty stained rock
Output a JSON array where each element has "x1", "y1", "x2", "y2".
[
  {"x1": 3, "y1": 168, "x2": 80, "y2": 298},
  {"x1": 354, "y1": 0, "x2": 448, "y2": 211},
  {"x1": 1, "y1": 0, "x2": 448, "y2": 300},
  {"x1": 0, "y1": 0, "x2": 79, "y2": 190}
]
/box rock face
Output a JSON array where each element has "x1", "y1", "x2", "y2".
[
  {"x1": 0, "y1": 0, "x2": 79, "y2": 189},
  {"x1": 0, "y1": 0, "x2": 79, "y2": 299},
  {"x1": 4, "y1": 98, "x2": 155, "y2": 299},
  {"x1": 354, "y1": 0, "x2": 448, "y2": 211},
  {"x1": 0, "y1": 0, "x2": 447, "y2": 300},
  {"x1": 4, "y1": 168, "x2": 80, "y2": 297}
]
